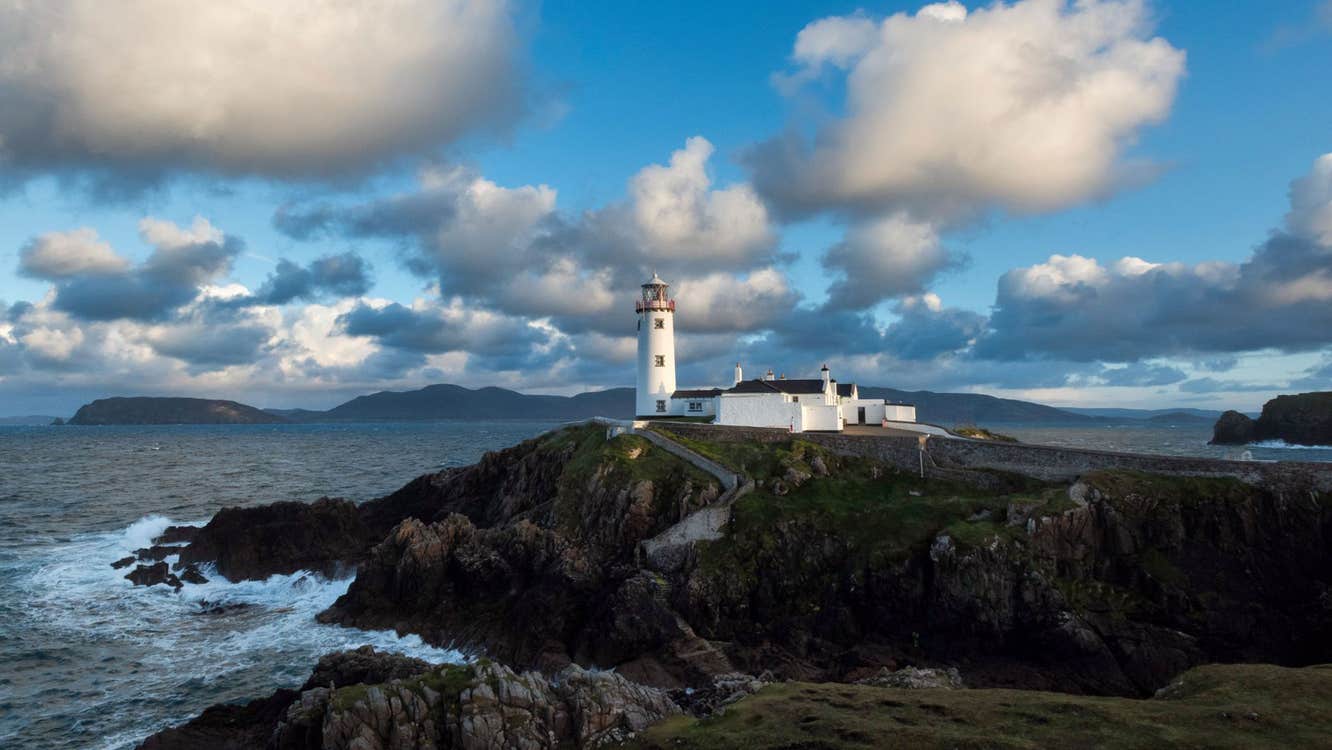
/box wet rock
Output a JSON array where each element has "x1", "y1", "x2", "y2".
[
  {"x1": 111, "y1": 555, "x2": 137, "y2": 570},
  {"x1": 177, "y1": 497, "x2": 370, "y2": 581},
  {"x1": 855, "y1": 666, "x2": 964, "y2": 689},
  {"x1": 154, "y1": 525, "x2": 200, "y2": 545},
  {"x1": 138, "y1": 688, "x2": 301, "y2": 750},
  {"x1": 195, "y1": 601, "x2": 253, "y2": 616},
  {"x1": 125, "y1": 562, "x2": 182, "y2": 589},
  {"x1": 178, "y1": 564, "x2": 209, "y2": 585},
  {"x1": 135, "y1": 544, "x2": 184, "y2": 562}
]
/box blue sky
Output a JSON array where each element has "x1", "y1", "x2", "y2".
[{"x1": 2, "y1": 0, "x2": 1331, "y2": 416}]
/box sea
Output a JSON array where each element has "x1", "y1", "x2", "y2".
[{"x1": 1, "y1": 419, "x2": 1329, "y2": 749}]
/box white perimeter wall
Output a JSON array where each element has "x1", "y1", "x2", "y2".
[
  {"x1": 800, "y1": 404, "x2": 841, "y2": 431},
  {"x1": 718, "y1": 394, "x2": 797, "y2": 429},
  {"x1": 841, "y1": 400, "x2": 917, "y2": 424},
  {"x1": 885, "y1": 404, "x2": 917, "y2": 422}
]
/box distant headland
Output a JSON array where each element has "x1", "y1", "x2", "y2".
[
  {"x1": 68, "y1": 397, "x2": 286, "y2": 425},
  {"x1": 1211, "y1": 391, "x2": 1332, "y2": 447}
]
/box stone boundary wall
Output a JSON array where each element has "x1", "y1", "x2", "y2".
[{"x1": 652, "y1": 421, "x2": 1332, "y2": 492}]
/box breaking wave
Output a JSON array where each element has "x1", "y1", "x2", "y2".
[
  {"x1": 5, "y1": 515, "x2": 461, "y2": 750},
  {"x1": 1248, "y1": 440, "x2": 1332, "y2": 450}
]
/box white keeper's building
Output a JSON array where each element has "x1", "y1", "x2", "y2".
[{"x1": 635, "y1": 274, "x2": 917, "y2": 432}]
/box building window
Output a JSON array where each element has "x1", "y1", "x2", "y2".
[
  {"x1": 792, "y1": 396, "x2": 799, "y2": 403},
  {"x1": 654, "y1": 318, "x2": 665, "y2": 329},
  {"x1": 654, "y1": 355, "x2": 665, "y2": 367},
  {"x1": 656, "y1": 400, "x2": 667, "y2": 413},
  {"x1": 688, "y1": 401, "x2": 702, "y2": 412}
]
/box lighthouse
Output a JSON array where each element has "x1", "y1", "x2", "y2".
[{"x1": 635, "y1": 273, "x2": 677, "y2": 416}]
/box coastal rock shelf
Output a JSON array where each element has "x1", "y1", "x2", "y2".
[{"x1": 140, "y1": 424, "x2": 1332, "y2": 748}]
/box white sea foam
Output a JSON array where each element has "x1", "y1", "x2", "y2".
[
  {"x1": 1248, "y1": 440, "x2": 1332, "y2": 450},
  {"x1": 18, "y1": 515, "x2": 462, "y2": 750}
]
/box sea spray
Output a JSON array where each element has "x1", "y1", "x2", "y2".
[{"x1": 9, "y1": 516, "x2": 462, "y2": 750}]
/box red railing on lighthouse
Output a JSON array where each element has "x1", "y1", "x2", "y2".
[{"x1": 635, "y1": 299, "x2": 675, "y2": 313}]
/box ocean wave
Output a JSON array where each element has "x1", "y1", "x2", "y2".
[
  {"x1": 11, "y1": 514, "x2": 462, "y2": 750},
  {"x1": 1248, "y1": 440, "x2": 1332, "y2": 450}
]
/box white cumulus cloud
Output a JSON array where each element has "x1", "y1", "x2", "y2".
[
  {"x1": 753, "y1": 0, "x2": 1186, "y2": 222},
  {"x1": 0, "y1": 0, "x2": 524, "y2": 179}
]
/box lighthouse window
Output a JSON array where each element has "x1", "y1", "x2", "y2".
[
  {"x1": 654, "y1": 318, "x2": 665, "y2": 329},
  {"x1": 655, "y1": 400, "x2": 667, "y2": 413},
  {"x1": 654, "y1": 355, "x2": 665, "y2": 367}
]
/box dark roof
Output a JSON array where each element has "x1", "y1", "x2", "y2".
[
  {"x1": 725, "y1": 378, "x2": 826, "y2": 395},
  {"x1": 836, "y1": 383, "x2": 857, "y2": 397},
  {"x1": 671, "y1": 388, "x2": 723, "y2": 399}
]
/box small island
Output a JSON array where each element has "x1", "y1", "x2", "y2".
[
  {"x1": 67, "y1": 397, "x2": 288, "y2": 426},
  {"x1": 1210, "y1": 391, "x2": 1332, "y2": 446}
]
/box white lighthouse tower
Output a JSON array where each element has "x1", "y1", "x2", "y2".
[{"x1": 635, "y1": 273, "x2": 677, "y2": 417}]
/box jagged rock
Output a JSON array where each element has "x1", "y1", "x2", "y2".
[
  {"x1": 135, "y1": 544, "x2": 185, "y2": 562},
  {"x1": 125, "y1": 562, "x2": 182, "y2": 589},
  {"x1": 301, "y1": 646, "x2": 434, "y2": 691},
  {"x1": 319, "y1": 430, "x2": 720, "y2": 679},
  {"x1": 855, "y1": 666, "x2": 964, "y2": 689},
  {"x1": 154, "y1": 525, "x2": 200, "y2": 545},
  {"x1": 111, "y1": 555, "x2": 136, "y2": 570},
  {"x1": 266, "y1": 658, "x2": 681, "y2": 750},
  {"x1": 176, "y1": 498, "x2": 370, "y2": 581},
  {"x1": 194, "y1": 601, "x2": 253, "y2": 616},
  {"x1": 139, "y1": 688, "x2": 301, "y2": 750},
  {"x1": 178, "y1": 564, "x2": 209, "y2": 585}
]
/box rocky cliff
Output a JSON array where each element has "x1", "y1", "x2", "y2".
[
  {"x1": 69, "y1": 396, "x2": 288, "y2": 425},
  {"x1": 142, "y1": 424, "x2": 1332, "y2": 747},
  {"x1": 1211, "y1": 391, "x2": 1332, "y2": 446},
  {"x1": 139, "y1": 646, "x2": 681, "y2": 750}
]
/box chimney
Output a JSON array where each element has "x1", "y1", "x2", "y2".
[
  {"x1": 734, "y1": 362, "x2": 743, "y2": 386},
  {"x1": 764, "y1": 368, "x2": 775, "y2": 381}
]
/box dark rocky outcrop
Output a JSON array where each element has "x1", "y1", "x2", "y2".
[
  {"x1": 1211, "y1": 392, "x2": 1332, "y2": 446},
  {"x1": 111, "y1": 555, "x2": 137, "y2": 570},
  {"x1": 138, "y1": 647, "x2": 680, "y2": 750},
  {"x1": 126, "y1": 562, "x2": 182, "y2": 589},
  {"x1": 317, "y1": 428, "x2": 723, "y2": 678},
  {"x1": 155, "y1": 525, "x2": 200, "y2": 545},
  {"x1": 68, "y1": 396, "x2": 287, "y2": 425},
  {"x1": 175, "y1": 498, "x2": 370, "y2": 581},
  {"x1": 178, "y1": 564, "x2": 209, "y2": 585},
  {"x1": 1210, "y1": 410, "x2": 1256, "y2": 445}
]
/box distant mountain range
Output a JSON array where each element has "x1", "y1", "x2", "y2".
[
  {"x1": 285, "y1": 384, "x2": 635, "y2": 422},
  {"x1": 26, "y1": 384, "x2": 1241, "y2": 427},
  {"x1": 1061, "y1": 407, "x2": 1230, "y2": 420}
]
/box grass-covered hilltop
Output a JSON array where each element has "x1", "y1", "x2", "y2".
[{"x1": 135, "y1": 423, "x2": 1332, "y2": 749}]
